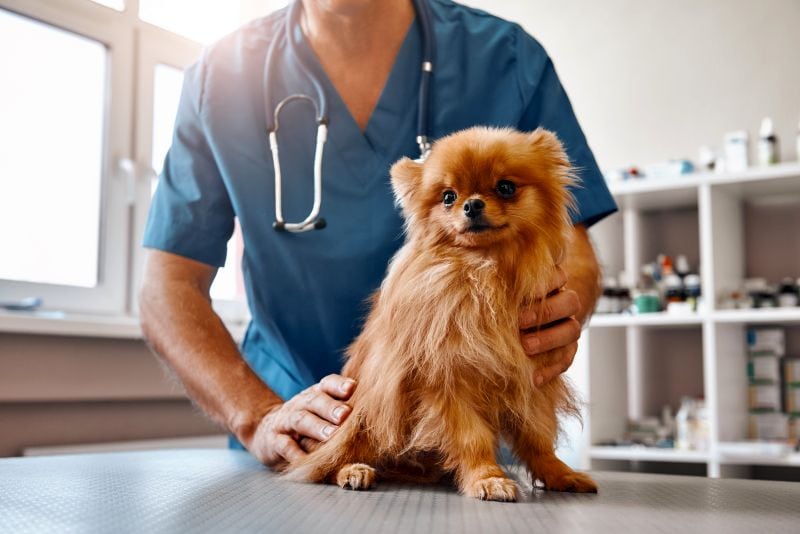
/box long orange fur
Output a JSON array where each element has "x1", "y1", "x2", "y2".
[{"x1": 282, "y1": 126, "x2": 598, "y2": 500}]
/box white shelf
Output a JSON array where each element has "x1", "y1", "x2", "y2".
[
  {"x1": 717, "y1": 442, "x2": 800, "y2": 467},
  {"x1": 590, "y1": 445, "x2": 800, "y2": 467},
  {"x1": 589, "y1": 446, "x2": 709, "y2": 463},
  {"x1": 0, "y1": 310, "x2": 248, "y2": 342},
  {"x1": 590, "y1": 312, "x2": 704, "y2": 328},
  {"x1": 607, "y1": 162, "x2": 800, "y2": 210},
  {"x1": 583, "y1": 160, "x2": 800, "y2": 481},
  {"x1": 711, "y1": 308, "x2": 800, "y2": 324},
  {"x1": 591, "y1": 308, "x2": 800, "y2": 327}
]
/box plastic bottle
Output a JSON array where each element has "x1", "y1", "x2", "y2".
[
  {"x1": 777, "y1": 278, "x2": 799, "y2": 308},
  {"x1": 684, "y1": 274, "x2": 702, "y2": 312},
  {"x1": 596, "y1": 277, "x2": 619, "y2": 314},
  {"x1": 676, "y1": 397, "x2": 694, "y2": 450},
  {"x1": 796, "y1": 117, "x2": 800, "y2": 162},
  {"x1": 758, "y1": 117, "x2": 779, "y2": 166},
  {"x1": 691, "y1": 399, "x2": 709, "y2": 451}
]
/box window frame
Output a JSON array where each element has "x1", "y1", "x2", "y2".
[
  {"x1": 1, "y1": 0, "x2": 249, "y2": 323},
  {"x1": 0, "y1": 0, "x2": 134, "y2": 314},
  {"x1": 132, "y1": 25, "x2": 250, "y2": 323}
]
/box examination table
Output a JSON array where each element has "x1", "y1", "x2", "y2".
[{"x1": 1, "y1": 449, "x2": 798, "y2": 533}]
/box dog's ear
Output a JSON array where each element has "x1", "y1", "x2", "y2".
[
  {"x1": 390, "y1": 157, "x2": 424, "y2": 209},
  {"x1": 528, "y1": 128, "x2": 573, "y2": 185},
  {"x1": 528, "y1": 128, "x2": 566, "y2": 158}
]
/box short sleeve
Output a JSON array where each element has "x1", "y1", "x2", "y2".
[
  {"x1": 142, "y1": 59, "x2": 235, "y2": 267},
  {"x1": 515, "y1": 29, "x2": 617, "y2": 228}
]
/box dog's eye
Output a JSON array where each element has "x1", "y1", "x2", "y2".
[
  {"x1": 495, "y1": 180, "x2": 516, "y2": 199},
  {"x1": 442, "y1": 190, "x2": 457, "y2": 207}
]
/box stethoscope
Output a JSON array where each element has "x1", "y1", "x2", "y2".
[{"x1": 266, "y1": 0, "x2": 436, "y2": 233}]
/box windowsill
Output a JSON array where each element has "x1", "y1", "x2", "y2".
[{"x1": 0, "y1": 309, "x2": 248, "y2": 342}]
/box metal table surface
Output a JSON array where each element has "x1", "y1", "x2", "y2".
[{"x1": 1, "y1": 449, "x2": 798, "y2": 533}]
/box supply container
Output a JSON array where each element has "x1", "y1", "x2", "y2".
[
  {"x1": 748, "y1": 354, "x2": 781, "y2": 383},
  {"x1": 786, "y1": 384, "x2": 800, "y2": 413},
  {"x1": 785, "y1": 359, "x2": 800, "y2": 384},
  {"x1": 749, "y1": 412, "x2": 789, "y2": 440},
  {"x1": 747, "y1": 327, "x2": 785, "y2": 357},
  {"x1": 748, "y1": 384, "x2": 781, "y2": 411}
]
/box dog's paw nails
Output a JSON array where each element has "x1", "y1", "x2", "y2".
[
  {"x1": 467, "y1": 477, "x2": 518, "y2": 502},
  {"x1": 336, "y1": 463, "x2": 376, "y2": 490},
  {"x1": 543, "y1": 471, "x2": 597, "y2": 493}
]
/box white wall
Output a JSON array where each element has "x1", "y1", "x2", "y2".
[{"x1": 464, "y1": 0, "x2": 800, "y2": 170}]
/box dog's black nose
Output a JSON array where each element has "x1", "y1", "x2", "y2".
[{"x1": 463, "y1": 198, "x2": 485, "y2": 219}]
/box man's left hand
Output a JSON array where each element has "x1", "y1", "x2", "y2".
[{"x1": 519, "y1": 265, "x2": 582, "y2": 387}]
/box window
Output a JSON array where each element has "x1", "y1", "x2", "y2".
[
  {"x1": 0, "y1": 10, "x2": 106, "y2": 288},
  {"x1": 148, "y1": 62, "x2": 245, "y2": 304},
  {"x1": 139, "y1": 0, "x2": 244, "y2": 45},
  {"x1": 0, "y1": 0, "x2": 288, "y2": 320},
  {"x1": 151, "y1": 63, "x2": 184, "y2": 180},
  {"x1": 89, "y1": 0, "x2": 124, "y2": 11},
  {"x1": 138, "y1": 0, "x2": 289, "y2": 45}
]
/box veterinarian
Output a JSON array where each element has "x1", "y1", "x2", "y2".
[{"x1": 140, "y1": 0, "x2": 617, "y2": 467}]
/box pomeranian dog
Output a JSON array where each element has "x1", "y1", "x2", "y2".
[{"x1": 284, "y1": 126, "x2": 598, "y2": 501}]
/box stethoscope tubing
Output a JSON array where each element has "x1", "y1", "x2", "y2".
[{"x1": 266, "y1": 0, "x2": 434, "y2": 232}]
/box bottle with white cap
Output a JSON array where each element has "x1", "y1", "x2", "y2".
[
  {"x1": 796, "y1": 116, "x2": 800, "y2": 162},
  {"x1": 758, "y1": 117, "x2": 779, "y2": 166}
]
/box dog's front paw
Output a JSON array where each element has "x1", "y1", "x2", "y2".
[
  {"x1": 336, "y1": 463, "x2": 376, "y2": 490},
  {"x1": 542, "y1": 471, "x2": 598, "y2": 493},
  {"x1": 466, "y1": 476, "x2": 518, "y2": 502}
]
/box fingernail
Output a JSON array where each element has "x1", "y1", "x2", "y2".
[
  {"x1": 535, "y1": 375, "x2": 544, "y2": 387},
  {"x1": 323, "y1": 425, "x2": 335, "y2": 437},
  {"x1": 526, "y1": 338, "x2": 540, "y2": 353},
  {"x1": 340, "y1": 379, "x2": 355, "y2": 393},
  {"x1": 333, "y1": 405, "x2": 349, "y2": 422}
]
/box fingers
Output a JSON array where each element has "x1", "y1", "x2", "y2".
[
  {"x1": 298, "y1": 436, "x2": 320, "y2": 453},
  {"x1": 307, "y1": 385, "x2": 352, "y2": 425},
  {"x1": 319, "y1": 373, "x2": 357, "y2": 400},
  {"x1": 291, "y1": 409, "x2": 338, "y2": 443},
  {"x1": 522, "y1": 317, "x2": 581, "y2": 355},
  {"x1": 548, "y1": 265, "x2": 567, "y2": 294},
  {"x1": 251, "y1": 376, "x2": 359, "y2": 468},
  {"x1": 283, "y1": 377, "x2": 355, "y2": 443},
  {"x1": 519, "y1": 289, "x2": 580, "y2": 330},
  {"x1": 274, "y1": 433, "x2": 306, "y2": 463},
  {"x1": 533, "y1": 342, "x2": 578, "y2": 387}
]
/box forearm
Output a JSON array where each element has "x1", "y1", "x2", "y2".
[
  {"x1": 562, "y1": 224, "x2": 601, "y2": 326},
  {"x1": 139, "y1": 262, "x2": 280, "y2": 447}
]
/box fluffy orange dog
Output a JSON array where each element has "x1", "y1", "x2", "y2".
[{"x1": 284, "y1": 126, "x2": 597, "y2": 501}]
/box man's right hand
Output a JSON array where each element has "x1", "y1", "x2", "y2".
[{"x1": 246, "y1": 374, "x2": 356, "y2": 467}]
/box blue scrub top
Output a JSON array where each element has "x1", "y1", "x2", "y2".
[{"x1": 143, "y1": 0, "x2": 617, "y2": 428}]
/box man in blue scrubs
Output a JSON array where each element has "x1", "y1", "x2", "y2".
[{"x1": 140, "y1": 0, "x2": 616, "y2": 467}]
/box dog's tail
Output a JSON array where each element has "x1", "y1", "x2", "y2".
[{"x1": 281, "y1": 408, "x2": 363, "y2": 483}]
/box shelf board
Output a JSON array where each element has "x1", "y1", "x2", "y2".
[
  {"x1": 717, "y1": 442, "x2": 800, "y2": 467},
  {"x1": 589, "y1": 446, "x2": 709, "y2": 463},
  {"x1": 607, "y1": 161, "x2": 800, "y2": 209},
  {"x1": 590, "y1": 312, "x2": 704, "y2": 328},
  {"x1": 711, "y1": 308, "x2": 800, "y2": 324},
  {"x1": 609, "y1": 179, "x2": 698, "y2": 210},
  {"x1": 706, "y1": 161, "x2": 800, "y2": 198}
]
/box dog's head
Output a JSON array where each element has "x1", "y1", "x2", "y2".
[{"x1": 390, "y1": 127, "x2": 575, "y2": 254}]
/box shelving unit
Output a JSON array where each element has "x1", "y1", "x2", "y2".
[{"x1": 576, "y1": 162, "x2": 800, "y2": 480}]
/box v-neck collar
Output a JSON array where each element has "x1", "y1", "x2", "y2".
[{"x1": 286, "y1": 9, "x2": 422, "y2": 182}]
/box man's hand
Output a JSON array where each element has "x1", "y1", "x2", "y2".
[
  {"x1": 246, "y1": 374, "x2": 356, "y2": 467},
  {"x1": 520, "y1": 265, "x2": 582, "y2": 387}
]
